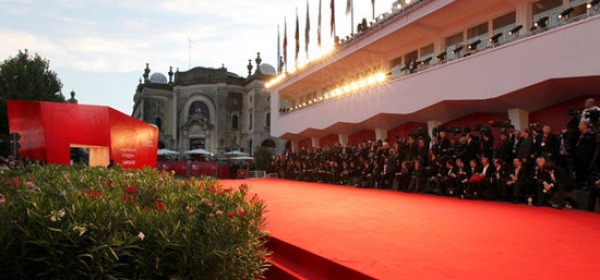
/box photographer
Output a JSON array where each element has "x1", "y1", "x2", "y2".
[{"x1": 575, "y1": 121, "x2": 596, "y2": 183}]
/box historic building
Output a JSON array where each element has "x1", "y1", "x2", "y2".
[{"x1": 132, "y1": 53, "x2": 287, "y2": 157}]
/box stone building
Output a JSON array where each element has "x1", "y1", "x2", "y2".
[{"x1": 132, "y1": 53, "x2": 286, "y2": 157}]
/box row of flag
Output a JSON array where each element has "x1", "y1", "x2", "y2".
[{"x1": 277, "y1": 0, "x2": 377, "y2": 73}]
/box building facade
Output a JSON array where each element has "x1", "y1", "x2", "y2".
[
  {"x1": 269, "y1": 0, "x2": 600, "y2": 149},
  {"x1": 132, "y1": 54, "x2": 287, "y2": 157}
]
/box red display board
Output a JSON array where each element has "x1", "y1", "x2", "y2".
[{"x1": 7, "y1": 100, "x2": 158, "y2": 169}]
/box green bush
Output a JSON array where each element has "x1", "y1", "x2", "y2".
[{"x1": 0, "y1": 165, "x2": 269, "y2": 279}]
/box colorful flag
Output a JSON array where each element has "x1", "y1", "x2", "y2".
[
  {"x1": 295, "y1": 9, "x2": 299, "y2": 64},
  {"x1": 305, "y1": 0, "x2": 310, "y2": 57},
  {"x1": 318, "y1": 0, "x2": 322, "y2": 47},
  {"x1": 283, "y1": 18, "x2": 288, "y2": 72},
  {"x1": 330, "y1": 0, "x2": 335, "y2": 37}
]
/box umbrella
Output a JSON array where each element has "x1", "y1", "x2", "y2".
[
  {"x1": 157, "y1": 149, "x2": 179, "y2": 156},
  {"x1": 230, "y1": 156, "x2": 254, "y2": 160},
  {"x1": 225, "y1": 150, "x2": 249, "y2": 156},
  {"x1": 184, "y1": 148, "x2": 214, "y2": 156}
]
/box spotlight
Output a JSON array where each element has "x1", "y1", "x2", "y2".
[
  {"x1": 534, "y1": 16, "x2": 549, "y2": 28},
  {"x1": 489, "y1": 33, "x2": 503, "y2": 44},
  {"x1": 589, "y1": 0, "x2": 600, "y2": 9},
  {"x1": 436, "y1": 52, "x2": 447, "y2": 61},
  {"x1": 468, "y1": 39, "x2": 481, "y2": 51},
  {"x1": 508, "y1": 25, "x2": 523, "y2": 35},
  {"x1": 558, "y1": 7, "x2": 574, "y2": 19},
  {"x1": 453, "y1": 45, "x2": 463, "y2": 54},
  {"x1": 419, "y1": 57, "x2": 432, "y2": 65}
]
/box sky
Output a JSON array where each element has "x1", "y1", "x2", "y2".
[{"x1": 1, "y1": 0, "x2": 397, "y2": 115}]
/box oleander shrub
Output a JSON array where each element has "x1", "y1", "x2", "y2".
[{"x1": 0, "y1": 164, "x2": 269, "y2": 279}]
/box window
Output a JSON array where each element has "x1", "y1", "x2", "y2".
[
  {"x1": 266, "y1": 112, "x2": 271, "y2": 128},
  {"x1": 419, "y1": 44, "x2": 434, "y2": 67},
  {"x1": 445, "y1": 32, "x2": 464, "y2": 59},
  {"x1": 189, "y1": 101, "x2": 209, "y2": 120},
  {"x1": 492, "y1": 12, "x2": 516, "y2": 44},
  {"x1": 232, "y1": 114, "x2": 239, "y2": 130},
  {"x1": 249, "y1": 111, "x2": 253, "y2": 130},
  {"x1": 154, "y1": 116, "x2": 162, "y2": 131},
  {"x1": 467, "y1": 23, "x2": 489, "y2": 50},
  {"x1": 533, "y1": 0, "x2": 563, "y2": 27}
]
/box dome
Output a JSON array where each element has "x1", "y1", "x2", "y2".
[
  {"x1": 259, "y1": 63, "x2": 276, "y2": 75},
  {"x1": 149, "y1": 73, "x2": 168, "y2": 84}
]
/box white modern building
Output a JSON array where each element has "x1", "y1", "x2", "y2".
[{"x1": 269, "y1": 0, "x2": 600, "y2": 150}]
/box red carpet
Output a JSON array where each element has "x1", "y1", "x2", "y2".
[{"x1": 220, "y1": 178, "x2": 600, "y2": 280}]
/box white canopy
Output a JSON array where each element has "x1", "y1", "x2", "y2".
[
  {"x1": 184, "y1": 148, "x2": 214, "y2": 156},
  {"x1": 225, "y1": 150, "x2": 249, "y2": 156},
  {"x1": 157, "y1": 149, "x2": 179, "y2": 156},
  {"x1": 230, "y1": 156, "x2": 254, "y2": 160}
]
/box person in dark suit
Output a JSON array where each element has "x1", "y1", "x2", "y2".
[
  {"x1": 516, "y1": 129, "x2": 534, "y2": 168},
  {"x1": 507, "y1": 158, "x2": 531, "y2": 203},
  {"x1": 491, "y1": 158, "x2": 509, "y2": 201},
  {"x1": 535, "y1": 125, "x2": 559, "y2": 161},
  {"x1": 575, "y1": 121, "x2": 597, "y2": 184},
  {"x1": 538, "y1": 161, "x2": 574, "y2": 209},
  {"x1": 495, "y1": 132, "x2": 513, "y2": 164}
]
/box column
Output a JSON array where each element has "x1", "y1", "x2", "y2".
[
  {"x1": 515, "y1": 2, "x2": 532, "y2": 33},
  {"x1": 311, "y1": 137, "x2": 320, "y2": 148},
  {"x1": 338, "y1": 133, "x2": 349, "y2": 146},
  {"x1": 374, "y1": 128, "x2": 388, "y2": 142},
  {"x1": 508, "y1": 108, "x2": 529, "y2": 131},
  {"x1": 427, "y1": 120, "x2": 443, "y2": 138},
  {"x1": 290, "y1": 140, "x2": 299, "y2": 152}
]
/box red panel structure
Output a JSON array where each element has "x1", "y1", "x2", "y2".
[{"x1": 7, "y1": 100, "x2": 158, "y2": 169}]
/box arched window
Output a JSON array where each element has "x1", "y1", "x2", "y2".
[
  {"x1": 155, "y1": 117, "x2": 162, "y2": 131},
  {"x1": 232, "y1": 114, "x2": 239, "y2": 130},
  {"x1": 249, "y1": 111, "x2": 253, "y2": 130},
  {"x1": 189, "y1": 101, "x2": 210, "y2": 120}
]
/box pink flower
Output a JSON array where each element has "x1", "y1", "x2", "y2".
[
  {"x1": 0, "y1": 193, "x2": 5, "y2": 205},
  {"x1": 25, "y1": 181, "x2": 35, "y2": 188},
  {"x1": 215, "y1": 210, "x2": 224, "y2": 216}
]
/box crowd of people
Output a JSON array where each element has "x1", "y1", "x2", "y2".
[{"x1": 267, "y1": 98, "x2": 600, "y2": 210}]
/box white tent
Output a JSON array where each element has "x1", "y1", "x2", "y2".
[
  {"x1": 184, "y1": 148, "x2": 214, "y2": 156},
  {"x1": 224, "y1": 150, "x2": 249, "y2": 156},
  {"x1": 230, "y1": 156, "x2": 254, "y2": 160},
  {"x1": 157, "y1": 149, "x2": 179, "y2": 156}
]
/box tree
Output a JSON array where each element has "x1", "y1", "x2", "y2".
[
  {"x1": 0, "y1": 49, "x2": 64, "y2": 156},
  {"x1": 253, "y1": 146, "x2": 273, "y2": 171}
]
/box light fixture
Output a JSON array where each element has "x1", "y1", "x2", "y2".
[
  {"x1": 534, "y1": 16, "x2": 549, "y2": 28},
  {"x1": 588, "y1": 0, "x2": 600, "y2": 9},
  {"x1": 419, "y1": 57, "x2": 432, "y2": 65},
  {"x1": 489, "y1": 33, "x2": 503, "y2": 44},
  {"x1": 436, "y1": 52, "x2": 447, "y2": 61},
  {"x1": 468, "y1": 39, "x2": 481, "y2": 51},
  {"x1": 558, "y1": 7, "x2": 574, "y2": 19},
  {"x1": 453, "y1": 45, "x2": 463, "y2": 54},
  {"x1": 508, "y1": 25, "x2": 523, "y2": 35}
]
